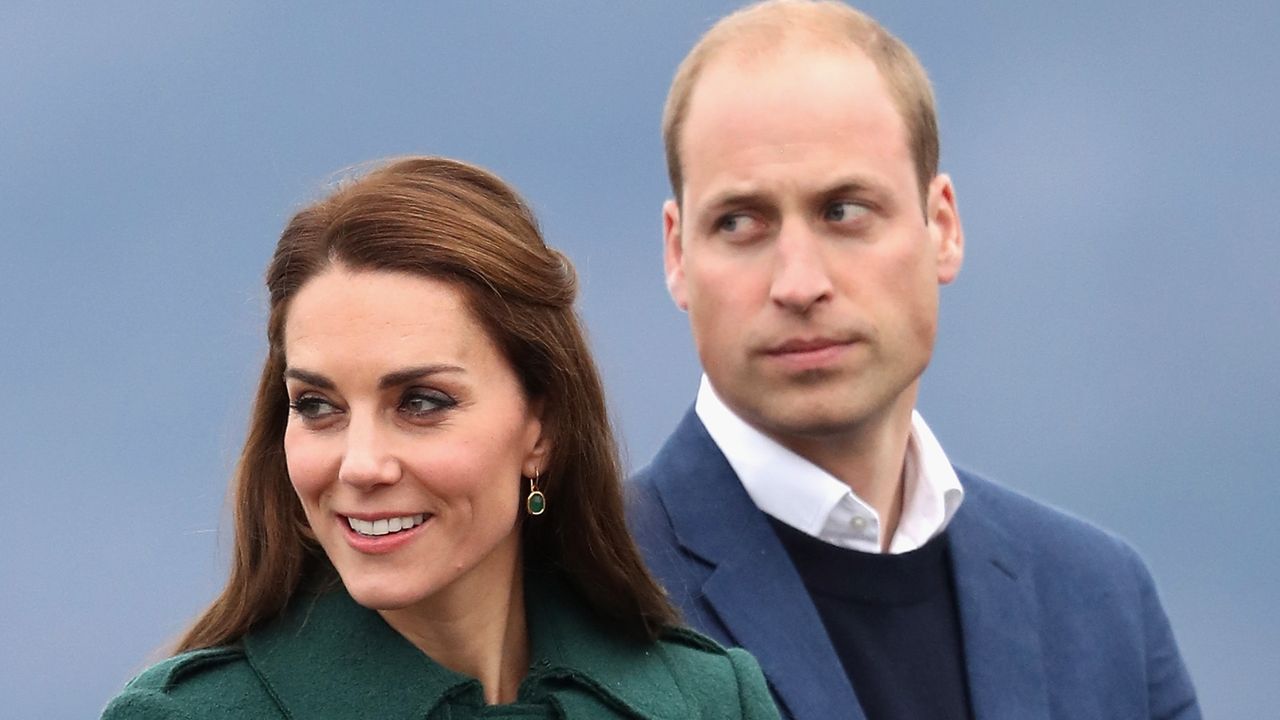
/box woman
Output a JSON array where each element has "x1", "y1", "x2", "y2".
[{"x1": 103, "y1": 157, "x2": 778, "y2": 719}]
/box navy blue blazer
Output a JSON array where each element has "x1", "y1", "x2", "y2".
[{"x1": 627, "y1": 410, "x2": 1200, "y2": 720}]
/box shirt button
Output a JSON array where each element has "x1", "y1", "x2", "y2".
[{"x1": 851, "y1": 516, "x2": 868, "y2": 530}]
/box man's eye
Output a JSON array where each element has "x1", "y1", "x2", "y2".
[
  {"x1": 400, "y1": 389, "x2": 456, "y2": 418},
  {"x1": 717, "y1": 213, "x2": 760, "y2": 235},
  {"x1": 289, "y1": 395, "x2": 339, "y2": 420},
  {"x1": 825, "y1": 201, "x2": 869, "y2": 223}
]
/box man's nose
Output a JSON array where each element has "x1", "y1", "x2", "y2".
[
  {"x1": 337, "y1": 414, "x2": 401, "y2": 489},
  {"x1": 769, "y1": 223, "x2": 834, "y2": 313}
]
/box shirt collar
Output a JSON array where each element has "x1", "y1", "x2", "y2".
[
  {"x1": 243, "y1": 573, "x2": 685, "y2": 719},
  {"x1": 695, "y1": 374, "x2": 963, "y2": 554}
]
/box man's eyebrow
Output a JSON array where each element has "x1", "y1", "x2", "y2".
[
  {"x1": 283, "y1": 368, "x2": 333, "y2": 390},
  {"x1": 378, "y1": 364, "x2": 465, "y2": 390},
  {"x1": 695, "y1": 176, "x2": 888, "y2": 217},
  {"x1": 700, "y1": 188, "x2": 769, "y2": 214},
  {"x1": 822, "y1": 179, "x2": 882, "y2": 197}
]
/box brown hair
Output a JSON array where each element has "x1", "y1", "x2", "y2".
[
  {"x1": 663, "y1": 0, "x2": 939, "y2": 205},
  {"x1": 177, "y1": 156, "x2": 677, "y2": 650}
]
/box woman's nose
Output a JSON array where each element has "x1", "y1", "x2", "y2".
[{"x1": 337, "y1": 415, "x2": 401, "y2": 489}]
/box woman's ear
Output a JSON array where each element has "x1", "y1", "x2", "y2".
[{"x1": 522, "y1": 397, "x2": 552, "y2": 478}]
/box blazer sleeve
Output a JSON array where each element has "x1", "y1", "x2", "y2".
[
  {"x1": 727, "y1": 647, "x2": 782, "y2": 720},
  {"x1": 1130, "y1": 549, "x2": 1201, "y2": 720}
]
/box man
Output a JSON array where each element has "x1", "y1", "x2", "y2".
[{"x1": 626, "y1": 2, "x2": 1200, "y2": 719}]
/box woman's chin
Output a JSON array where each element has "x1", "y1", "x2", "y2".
[{"x1": 340, "y1": 576, "x2": 432, "y2": 611}]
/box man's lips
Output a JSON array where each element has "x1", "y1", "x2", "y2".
[
  {"x1": 759, "y1": 335, "x2": 861, "y2": 372},
  {"x1": 764, "y1": 337, "x2": 856, "y2": 355}
]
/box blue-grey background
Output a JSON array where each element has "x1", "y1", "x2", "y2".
[{"x1": 2, "y1": 2, "x2": 1276, "y2": 716}]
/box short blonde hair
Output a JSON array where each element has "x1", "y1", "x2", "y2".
[{"x1": 662, "y1": 0, "x2": 939, "y2": 204}]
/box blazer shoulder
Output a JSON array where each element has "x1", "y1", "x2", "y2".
[
  {"x1": 957, "y1": 468, "x2": 1160, "y2": 596},
  {"x1": 625, "y1": 462, "x2": 668, "y2": 513},
  {"x1": 101, "y1": 646, "x2": 277, "y2": 719},
  {"x1": 654, "y1": 627, "x2": 780, "y2": 719},
  {"x1": 625, "y1": 463, "x2": 681, "y2": 551},
  {"x1": 960, "y1": 468, "x2": 1140, "y2": 553},
  {"x1": 956, "y1": 468, "x2": 1200, "y2": 717}
]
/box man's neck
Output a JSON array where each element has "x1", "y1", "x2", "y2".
[{"x1": 772, "y1": 394, "x2": 916, "y2": 551}]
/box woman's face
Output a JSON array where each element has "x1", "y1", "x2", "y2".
[{"x1": 282, "y1": 266, "x2": 548, "y2": 612}]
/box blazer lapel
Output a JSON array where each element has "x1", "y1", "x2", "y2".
[
  {"x1": 948, "y1": 475, "x2": 1051, "y2": 720},
  {"x1": 650, "y1": 411, "x2": 864, "y2": 720}
]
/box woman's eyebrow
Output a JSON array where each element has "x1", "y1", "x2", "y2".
[
  {"x1": 378, "y1": 364, "x2": 465, "y2": 390},
  {"x1": 283, "y1": 368, "x2": 333, "y2": 389}
]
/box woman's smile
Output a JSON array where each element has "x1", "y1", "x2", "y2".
[
  {"x1": 339, "y1": 512, "x2": 434, "y2": 555},
  {"x1": 345, "y1": 513, "x2": 429, "y2": 537}
]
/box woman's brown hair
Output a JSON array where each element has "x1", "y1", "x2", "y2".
[{"x1": 177, "y1": 156, "x2": 676, "y2": 651}]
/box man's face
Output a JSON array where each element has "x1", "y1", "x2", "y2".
[{"x1": 664, "y1": 45, "x2": 963, "y2": 455}]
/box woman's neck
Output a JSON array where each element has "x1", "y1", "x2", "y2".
[{"x1": 377, "y1": 541, "x2": 529, "y2": 704}]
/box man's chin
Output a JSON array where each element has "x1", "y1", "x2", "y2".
[
  {"x1": 740, "y1": 387, "x2": 902, "y2": 441},
  {"x1": 763, "y1": 411, "x2": 871, "y2": 442}
]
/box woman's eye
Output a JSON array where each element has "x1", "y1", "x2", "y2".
[
  {"x1": 825, "y1": 200, "x2": 869, "y2": 223},
  {"x1": 400, "y1": 389, "x2": 456, "y2": 418},
  {"x1": 289, "y1": 395, "x2": 339, "y2": 420}
]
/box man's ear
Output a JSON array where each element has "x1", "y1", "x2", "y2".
[
  {"x1": 926, "y1": 174, "x2": 964, "y2": 285},
  {"x1": 662, "y1": 199, "x2": 690, "y2": 311}
]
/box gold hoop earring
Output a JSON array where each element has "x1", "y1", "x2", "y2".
[{"x1": 526, "y1": 471, "x2": 547, "y2": 516}]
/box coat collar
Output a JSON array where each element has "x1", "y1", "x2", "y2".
[
  {"x1": 523, "y1": 570, "x2": 688, "y2": 720},
  {"x1": 243, "y1": 584, "x2": 475, "y2": 719},
  {"x1": 947, "y1": 471, "x2": 1052, "y2": 720},
  {"x1": 647, "y1": 409, "x2": 864, "y2": 720},
  {"x1": 243, "y1": 573, "x2": 687, "y2": 719}
]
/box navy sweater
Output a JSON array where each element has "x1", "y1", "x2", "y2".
[{"x1": 769, "y1": 518, "x2": 974, "y2": 720}]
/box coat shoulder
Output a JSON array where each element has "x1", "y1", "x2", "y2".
[
  {"x1": 101, "y1": 646, "x2": 277, "y2": 719},
  {"x1": 653, "y1": 627, "x2": 780, "y2": 719}
]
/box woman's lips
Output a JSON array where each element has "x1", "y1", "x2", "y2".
[
  {"x1": 346, "y1": 513, "x2": 427, "y2": 536},
  {"x1": 338, "y1": 512, "x2": 433, "y2": 554}
]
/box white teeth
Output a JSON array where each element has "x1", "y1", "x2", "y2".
[{"x1": 347, "y1": 513, "x2": 427, "y2": 537}]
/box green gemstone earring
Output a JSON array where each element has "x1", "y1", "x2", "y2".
[{"x1": 526, "y1": 471, "x2": 546, "y2": 516}]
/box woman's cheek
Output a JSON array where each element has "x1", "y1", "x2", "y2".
[{"x1": 284, "y1": 432, "x2": 334, "y2": 501}]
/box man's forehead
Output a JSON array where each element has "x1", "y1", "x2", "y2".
[
  {"x1": 684, "y1": 44, "x2": 898, "y2": 140},
  {"x1": 697, "y1": 37, "x2": 879, "y2": 90},
  {"x1": 679, "y1": 48, "x2": 910, "y2": 190}
]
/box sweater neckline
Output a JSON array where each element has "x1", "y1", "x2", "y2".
[{"x1": 768, "y1": 516, "x2": 954, "y2": 605}]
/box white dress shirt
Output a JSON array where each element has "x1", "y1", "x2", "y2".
[{"x1": 695, "y1": 375, "x2": 964, "y2": 554}]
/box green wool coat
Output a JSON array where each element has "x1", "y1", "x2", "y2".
[{"x1": 101, "y1": 574, "x2": 780, "y2": 719}]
